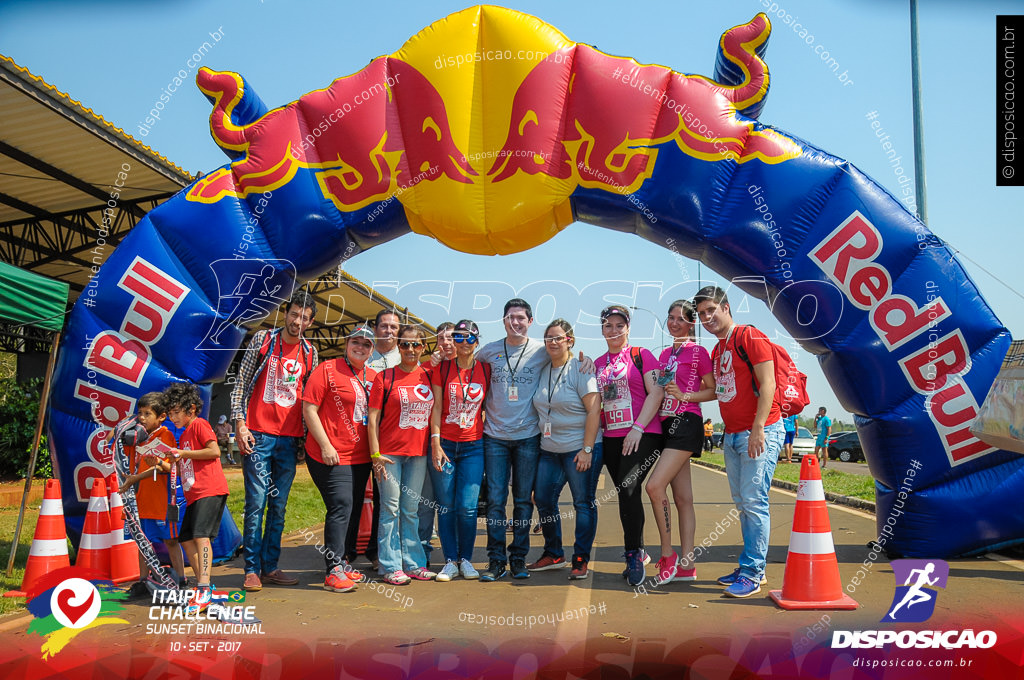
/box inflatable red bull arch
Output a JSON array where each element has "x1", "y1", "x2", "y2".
[{"x1": 49, "y1": 6, "x2": 1021, "y2": 558}]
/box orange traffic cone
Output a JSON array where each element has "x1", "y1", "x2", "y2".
[
  {"x1": 769, "y1": 454, "x2": 858, "y2": 610},
  {"x1": 74, "y1": 477, "x2": 111, "y2": 578},
  {"x1": 4, "y1": 479, "x2": 71, "y2": 598},
  {"x1": 107, "y1": 485, "x2": 140, "y2": 584}
]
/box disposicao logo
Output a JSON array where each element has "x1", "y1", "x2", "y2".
[
  {"x1": 832, "y1": 559, "x2": 997, "y2": 650},
  {"x1": 25, "y1": 567, "x2": 128, "y2": 659},
  {"x1": 883, "y1": 559, "x2": 948, "y2": 623}
]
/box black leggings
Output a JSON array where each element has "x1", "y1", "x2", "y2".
[
  {"x1": 306, "y1": 457, "x2": 371, "y2": 573},
  {"x1": 602, "y1": 433, "x2": 662, "y2": 552}
]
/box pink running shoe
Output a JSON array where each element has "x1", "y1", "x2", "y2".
[
  {"x1": 675, "y1": 566, "x2": 697, "y2": 582},
  {"x1": 407, "y1": 567, "x2": 437, "y2": 581},
  {"x1": 656, "y1": 553, "x2": 679, "y2": 585}
]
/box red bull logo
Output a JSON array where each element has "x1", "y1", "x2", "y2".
[{"x1": 186, "y1": 7, "x2": 800, "y2": 255}]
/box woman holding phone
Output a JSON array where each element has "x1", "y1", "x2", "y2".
[
  {"x1": 646, "y1": 300, "x2": 715, "y2": 584},
  {"x1": 429, "y1": 320, "x2": 489, "y2": 582}
]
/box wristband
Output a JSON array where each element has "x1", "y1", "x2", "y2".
[
  {"x1": 430, "y1": 433, "x2": 441, "y2": 439},
  {"x1": 631, "y1": 424, "x2": 645, "y2": 433},
  {"x1": 370, "y1": 452, "x2": 382, "y2": 459}
]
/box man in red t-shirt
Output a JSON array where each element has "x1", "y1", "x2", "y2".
[
  {"x1": 163, "y1": 382, "x2": 229, "y2": 610},
  {"x1": 694, "y1": 285, "x2": 785, "y2": 599},
  {"x1": 230, "y1": 291, "x2": 318, "y2": 591}
]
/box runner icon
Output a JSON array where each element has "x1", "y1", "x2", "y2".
[
  {"x1": 886, "y1": 562, "x2": 939, "y2": 620},
  {"x1": 209, "y1": 263, "x2": 285, "y2": 345}
]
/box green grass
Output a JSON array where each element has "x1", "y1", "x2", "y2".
[
  {"x1": 224, "y1": 465, "x2": 325, "y2": 537},
  {"x1": 698, "y1": 451, "x2": 876, "y2": 501},
  {"x1": 0, "y1": 500, "x2": 46, "y2": 616}
]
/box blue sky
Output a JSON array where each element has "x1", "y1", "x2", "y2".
[{"x1": 3, "y1": 0, "x2": 1021, "y2": 426}]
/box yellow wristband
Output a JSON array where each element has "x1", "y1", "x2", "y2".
[{"x1": 370, "y1": 452, "x2": 382, "y2": 459}]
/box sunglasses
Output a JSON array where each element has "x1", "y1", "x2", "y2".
[
  {"x1": 399, "y1": 341, "x2": 423, "y2": 349},
  {"x1": 452, "y1": 333, "x2": 478, "y2": 344}
]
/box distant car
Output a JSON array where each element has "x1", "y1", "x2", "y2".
[
  {"x1": 790, "y1": 426, "x2": 815, "y2": 461},
  {"x1": 827, "y1": 431, "x2": 864, "y2": 462},
  {"x1": 711, "y1": 432, "x2": 724, "y2": 449}
]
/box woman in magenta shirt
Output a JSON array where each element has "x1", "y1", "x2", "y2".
[
  {"x1": 645, "y1": 300, "x2": 716, "y2": 585},
  {"x1": 595, "y1": 305, "x2": 665, "y2": 587}
]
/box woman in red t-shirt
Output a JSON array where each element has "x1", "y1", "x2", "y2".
[
  {"x1": 367, "y1": 325, "x2": 436, "y2": 585},
  {"x1": 302, "y1": 324, "x2": 378, "y2": 593},
  {"x1": 428, "y1": 319, "x2": 489, "y2": 582},
  {"x1": 645, "y1": 300, "x2": 716, "y2": 586}
]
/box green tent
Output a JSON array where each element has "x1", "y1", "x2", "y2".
[
  {"x1": 0, "y1": 260, "x2": 68, "y2": 577},
  {"x1": 0, "y1": 261, "x2": 69, "y2": 332}
]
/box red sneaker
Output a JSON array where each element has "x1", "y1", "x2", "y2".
[
  {"x1": 340, "y1": 561, "x2": 364, "y2": 583},
  {"x1": 527, "y1": 554, "x2": 568, "y2": 571},
  {"x1": 324, "y1": 567, "x2": 356, "y2": 593},
  {"x1": 569, "y1": 556, "x2": 589, "y2": 580}
]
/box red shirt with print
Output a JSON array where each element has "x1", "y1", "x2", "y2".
[
  {"x1": 431, "y1": 359, "x2": 490, "y2": 442},
  {"x1": 369, "y1": 366, "x2": 434, "y2": 457},
  {"x1": 302, "y1": 359, "x2": 377, "y2": 465},
  {"x1": 177, "y1": 417, "x2": 229, "y2": 504},
  {"x1": 246, "y1": 340, "x2": 309, "y2": 437},
  {"x1": 712, "y1": 326, "x2": 782, "y2": 433}
]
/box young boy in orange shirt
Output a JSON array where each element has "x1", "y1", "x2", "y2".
[
  {"x1": 162, "y1": 382, "x2": 229, "y2": 609},
  {"x1": 111, "y1": 392, "x2": 186, "y2": 595}
]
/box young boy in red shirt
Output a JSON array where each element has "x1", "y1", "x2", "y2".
[
  {"x1": 162, "y1": 382, "x2": 229, "y2": 606},
  {"x1": 112, "y1": 392, "x2": 186, "y2": 594}
]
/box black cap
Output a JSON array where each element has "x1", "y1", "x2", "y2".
[
  {"x1": 453, "y1": 319, "x2": 480, "y2": 336},
  {"x1": 600, "y1": 305, "x2": 631, "y2": 323}
]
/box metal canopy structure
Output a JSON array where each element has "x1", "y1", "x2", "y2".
[{"x1": 0, "y1": 54, "x2": 435, "y2": 358}]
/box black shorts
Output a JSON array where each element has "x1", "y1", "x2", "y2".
[
  {"x1": 179, "y1": 494, "x2": 227, "y2": 542},
  {"x1": 662, "y1": 412, "x2": 704, "y2": 456}
]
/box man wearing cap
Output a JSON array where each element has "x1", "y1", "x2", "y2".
[
  {"x1": 232, "y1": 291, "x2": 318, "y2": 591},
  {"x1": 474, "y1": 299, "x2": 594, "y2": 581}
]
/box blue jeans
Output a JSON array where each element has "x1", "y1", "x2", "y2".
[
  {"x1": 535, "y1": 442, "x2": 602, "y2": 562},
  {"x1": 722, "y1": 420, "x2": 785, "y2": 581},
  {"x1": 242, "y1": 431, "x2": 299, "y2": 575},
  {"x1": 429, "y1": 438, "x2": 484, "y2": 562},
  {"x1": 483, "y1": 434, "x2": 541, "y2": 563},
  {"x1": 418, "y1": 470, "x2": 436, "y2": 563},
  {"x1": 377, "y1": 455, "x2": 428, "y2": 574}
]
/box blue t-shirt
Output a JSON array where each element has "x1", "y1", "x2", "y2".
[
  {"x1": 816, "y1": 416, "x2": 832, "y2": 443},
  {"x1": 783, "y1": 415, "x2": 797, "y2": 433}
]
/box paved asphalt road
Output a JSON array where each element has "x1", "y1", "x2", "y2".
[{"x1": 3, "y1": 464, "x2": 1021, "y2": 676}]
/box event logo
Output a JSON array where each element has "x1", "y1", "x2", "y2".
[
  {"x1": 199, "y1": 258, "x2": 296, "y2": 350},
  {"x1": 882, "y1": 559, "x2": 949, "y2": 623},
  {"x1": 25, "y1": 567, "x2": 128, "y2": 659}
]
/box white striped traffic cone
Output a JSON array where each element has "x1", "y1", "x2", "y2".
[
  {"x1": 4, "y1": 479, "x2": 71, "y2": 598},
  {"x1": 74, "y1": 477, "x2": 111, "y2": 578},
  {"x1": 107, "y1": 484, "x2": 140, "y2": 584},
  {"x1": 769, "y1": 454, "x2": 858, "y2": 610}
]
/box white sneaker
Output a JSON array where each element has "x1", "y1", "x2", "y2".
[
  {"x1": 436, "y1": 560, "x2": 459, "y2": 582},
  {"x1": 460, "y1": 559, "x2": 480, "y2": 580}
]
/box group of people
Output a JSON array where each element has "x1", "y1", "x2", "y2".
[{"x1": 117, "y1": 283, "x2": 790, "y2": 604}]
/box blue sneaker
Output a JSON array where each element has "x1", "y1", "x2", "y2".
[
  {"x1": 724, "y1": 575, "x2": 762, "y2": 598},
  {"x1": 717, "y1": 568, "x2": 767, "y2": 586},
  {"x1": 621, "y1": 549, "x2": 650, "y2": 578},
  {"x1": 624, "y1": 549, "x2": 646, "y2": 587}
]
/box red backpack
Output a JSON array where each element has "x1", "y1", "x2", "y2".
[{"x1": 731, "y1": 325, "x2": 810, "y2": 418}]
